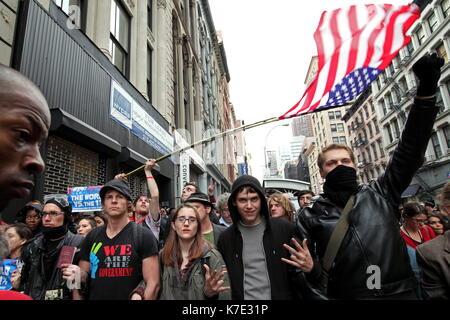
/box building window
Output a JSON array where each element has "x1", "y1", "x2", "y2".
[
  {"x1": 406, "y1": 41, "x2": 414, "y2": 56},
  {"x1": 147, "y1": 46, "x2": 152, "y2": 102},
  {"x1": 443, "y1": 125, "x2": 450, "y2": 149},
  {"x1": 53, "y1": 0, "x2": 85, "y2": 30},
  {"x1": 330, "y1": 124, "x2": 337, "y2": 132},
  {"x1": 372, "y1": 144, "x2": 378, "y2": 160},
  {"x1": 386, "y1": 125, "x2": 393, "y2": 144},
  {"x1": 376, "y1": 77, "x2": 382, "y2": 91},
  {"x1": 110, "y1": 0, "x2": 131, "y2": 77},
  {"x1": 431, "y1": 132, "x2": 443, "y2": 158},
  {"x1": 328, "y1": 111, "x2": 335, "y2": 120},
  {"x1": 374, "y1": 120, "x2": 380, "y2": 134},
  {"x1": 399, "y1": 76, "x2": 408, "y2": 94},
  {"x1": 54, "y1": 0, "x2": 79, "y2": 14},
  {"x1": 337, "y1": 123, "x2": 344, "y2": 133},
  {"x1": 387, "y1": 62, "x2": 395, "y2": 76},
  {"x1": 436, "y1": 42, "x2": 448, "y2": 63},
  {"x1": 386, "y1": 93, "x2": 393, "y2": 111},
  {"x1": 368, "y1": 123, "x2": 373, "y2": 138},
  {"x1": 370, "y1": 102, "x2": 375, "y2": 113},
  {"x1": 378, "y1": 140, "x2": 385, "y2": 157},
  {"x1": 442, "y1": 0, "x2": 450, "y2": 18},
  {"x1": 147, "y1": 0, "x2": 152, "y2": 30},
  {"x1": 335, "y1": 111, "x2": 342, "y2": 119},
  {"x1": 380, "y1": 99, "x2": 387, "y2": 115},
  {"x1": 392, "y1": 118, "x2": 400, "y2": 140},
  {"x1": 332, "y1": 137, "x2": 339, "y2": 143},
  {"x1": 339, "y1": 136, "x2": 346, "y2": 145},
  {"x1": 427, "y1": 11, "x2": 438, "y2": 33},
  {"x1": 416, "y1": 25, "x2": 426, "y2": 46}
]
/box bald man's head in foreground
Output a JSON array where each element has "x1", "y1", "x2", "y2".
[{"x1": 0, "y1": 65, "x2": 50, "y2": 211}]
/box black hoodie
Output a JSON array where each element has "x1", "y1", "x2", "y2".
[
  {"x1": 217, "y1": 175, "x2": 302, "y2": 300},
  {"x1": 227, "y1": 175, "x2": 270, "y2": 225}
]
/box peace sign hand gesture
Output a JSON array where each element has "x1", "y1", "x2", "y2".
[
  {"x1": 203, "y1": 264, "x2": 231, "y2": 298},
  {"x1": 282, "y1": 238, "x2": 314, "y2": 273}
]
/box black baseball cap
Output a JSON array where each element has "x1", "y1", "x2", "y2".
[
  {"x1": 185, "y1": 192, "x2": 213, "y2": 208},
  {"x1": 100, "y1": 179, "x2": 132, "y2": 201}
]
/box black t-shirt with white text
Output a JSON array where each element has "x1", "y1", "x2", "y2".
[{"x1": 79, "y1": 222, "x2": 158, "y2": 300}]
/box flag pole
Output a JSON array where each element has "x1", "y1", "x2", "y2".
[
  {"x1": 123, "y1": 100, "x2": 357, "y2": 178},
  {"x1": 123, "y1": 116, "x2": 281, "y2": 177}
]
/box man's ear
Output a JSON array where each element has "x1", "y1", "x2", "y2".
[{"x1": 206, "y1": 206, "x2": 211, "y2": 214}]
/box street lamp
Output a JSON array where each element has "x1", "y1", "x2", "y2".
[{"x1": 264, "y1": 123, "x2": 289, "y2": 178}]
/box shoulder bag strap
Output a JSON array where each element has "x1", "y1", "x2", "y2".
[{"x1": 319, "y1": 195, "x2": 355, "y2": 288}]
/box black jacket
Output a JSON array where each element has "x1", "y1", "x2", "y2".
[
  {"x1": 217, "y1": 175, "x2": 301, "y2": 300},
  {"x1": 298, "y1": 98, "x2": 439, "y2": 299},
  {"x1": 20, "y1": 231, "x2": 83, "y2": 300}
]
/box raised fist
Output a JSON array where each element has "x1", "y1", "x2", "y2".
[{"x1": 412, "y1": 53, "x2": 444, "y2": 97}]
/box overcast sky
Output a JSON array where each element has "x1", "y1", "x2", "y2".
[{"x1": 208, "y1": 0, "x2": 409, "y2": 182}]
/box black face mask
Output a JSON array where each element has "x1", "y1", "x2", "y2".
[
  {"x1": 41, "y1": 223, "x2": 69, "y2": 240},
  {"x1": 323, "y1": 165, "x2": 359, "y2": 207}
]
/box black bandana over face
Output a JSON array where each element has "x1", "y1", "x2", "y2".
[{"x1": 323, "y1": 165, "x2": 359, "y2": 207}]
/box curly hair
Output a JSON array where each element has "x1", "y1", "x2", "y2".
[{"x1": 268, "y1": 193, "x2": 295, "y2": 222}]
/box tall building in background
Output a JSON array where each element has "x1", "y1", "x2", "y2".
[
  {"x1": 290, "y1": 136, "x2": 305, "y2": 160},
  {"x1": 266, "y1": 151, "x2": 279, "y2": 176},
  {"x1": 292, "y1": 115, "x2": 314, "y2": 137}
]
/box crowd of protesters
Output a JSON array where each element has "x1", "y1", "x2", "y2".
[{"x1": 0, "y1": 55, "x2": 449, "y2": 300}]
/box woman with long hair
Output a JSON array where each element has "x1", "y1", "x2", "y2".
[
  {"x1": 268, "y1": 193, "x2": 296, "y2": 223},
  {"x1": 4, "y1": 223, "x2": 33, "y2": 290},
  {"x1": 4, "y1": 223, "x2": 32, "y2": 260},
  {"x1": 159, "y1": 204, "x2": 231, "y2": 300},
  {"x1": 426, "y1": 212, "x2": 448, "y2": 236}
]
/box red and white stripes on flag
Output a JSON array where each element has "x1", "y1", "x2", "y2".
[{"x1": 280, "y1": 4, "x2": 420, "y2": 119}]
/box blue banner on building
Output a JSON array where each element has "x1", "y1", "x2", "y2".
[
  {"x1": 67, "y1": 186, "x2": 103, "y2": 213},
  {"x1": 110, "y1": 81, "x2": 132, "y2": 129},
  {"x1": 238, "y1": 163, "x2": 249, "y2": 176},
  {"x1": 110, "y1": 80, "x2": 174, "y2": 157}
]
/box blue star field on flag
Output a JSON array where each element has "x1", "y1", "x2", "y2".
[{"x1": 315, "y1": 67, "x2": 382, "y2": 112}]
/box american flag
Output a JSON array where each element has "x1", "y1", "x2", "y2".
[{"x1": 280, "y1": 3, "x2": 420, "y2": 119}]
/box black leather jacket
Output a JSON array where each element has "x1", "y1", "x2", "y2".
[
  {"x1": 297, "y1": 98, "x2": 438, "y2": 299},
  {"x1": 20, "y1": 231, "x2": 83, "y2": 300}
]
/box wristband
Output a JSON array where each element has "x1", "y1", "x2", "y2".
[{"x1": 147, "y1": 177, "x2": 154, "y2": 179}]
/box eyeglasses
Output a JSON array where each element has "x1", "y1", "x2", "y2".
[
  {"x1": 176, "y1": 216, "x2": 197, "y2": 224},
  {"x1": 42, "y1": 211, "x2": 65, "y2": 218},
  {"x1": 410, "y1": 218, "x2": 427, "y2": 224},
  {"x1": 26, "y1": 215, "x2": 41, "y2": 221}
]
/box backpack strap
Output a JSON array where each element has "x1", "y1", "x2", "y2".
[
  {"x1": 131, "y1": 222, "x2": 144, "y2": 278},
  {"x1": 319, "y1": 195, "x2": 355, "y2": 288}
]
